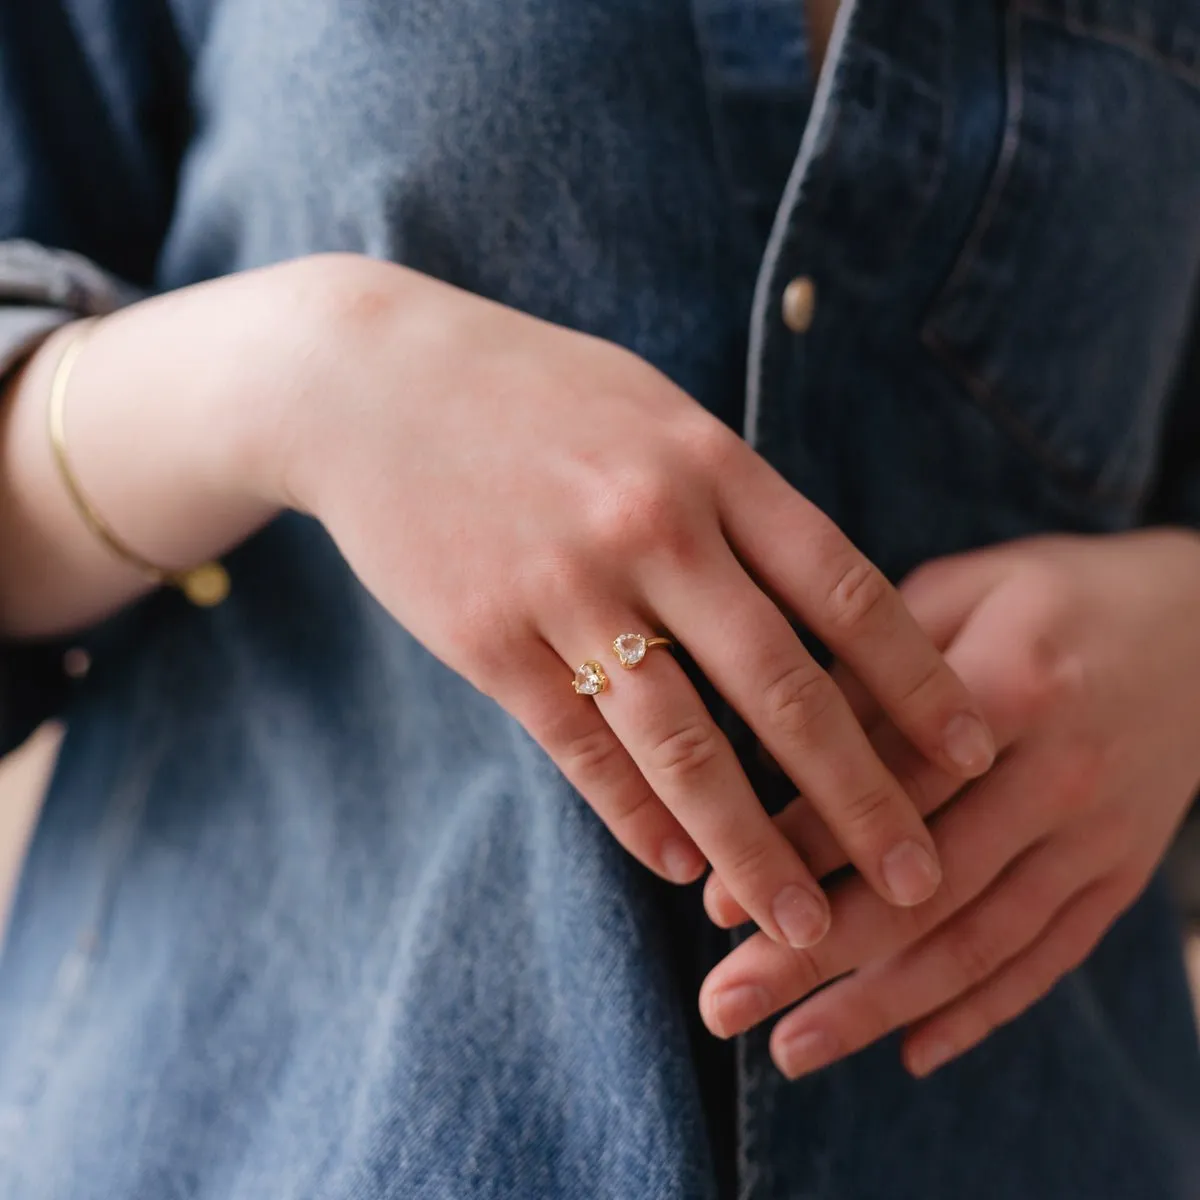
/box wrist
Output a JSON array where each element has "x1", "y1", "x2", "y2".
[
  {"x1": 0, "y1": 271, "x2": 299, "y2": 634},
  {"x1": 269, "y1": 252, "x2": 432, "y2": 517},
  {"x1": 68, "y1": 286, "x2": 284, "y2": 559}
]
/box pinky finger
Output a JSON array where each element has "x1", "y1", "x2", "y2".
[{"x1": 902, "y1": 875, "x2": 1139, "y2": 1077}]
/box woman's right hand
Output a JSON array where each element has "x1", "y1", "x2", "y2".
[{"x1": 274, "y1": 255, "x2": 995, "y2": 947}]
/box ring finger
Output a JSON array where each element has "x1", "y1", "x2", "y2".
[
  {"x1": 547, "y1": 611, "x2": 836, "y2": 950},
  {"x1": 503, "y1": 637, "x2": 707, "y2": 884}
]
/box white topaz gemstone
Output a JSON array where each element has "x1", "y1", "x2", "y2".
[
  {"x1": 613, "y1": 633, "x2": 647, "y2": 668},
  {"x1": 574, "y1": 662, "x2": 606, "y2": 695}
]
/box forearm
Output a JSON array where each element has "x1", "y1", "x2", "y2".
[{"x1": 0, "y1": 266, "x2": 305, "y2": 638}]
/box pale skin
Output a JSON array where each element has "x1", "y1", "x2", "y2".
[
  {"x1": 3, "y1": 0, "x2": 1195, "y2": 1080},
  {"x1": 702, "y1": 532, "x2": 1200, "y2": 1076},
  {"x1": 0, "y1": 254, "x2": 995, "y2": 957},
  {"x1": 688, "y1": 0, "x2": 1200, "y2": 1075}
]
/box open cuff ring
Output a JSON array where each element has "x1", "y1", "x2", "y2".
[{"x1": 572, "y1": 633, "x2": 675, "y2": 695}]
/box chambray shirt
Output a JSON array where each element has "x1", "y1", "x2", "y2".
[{"x1": 1, "y1": 1, "x2": 1200, "y2": 1197}]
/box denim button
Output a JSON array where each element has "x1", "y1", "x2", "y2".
[{"x1": 781, "y1": 276, "x2": 816, "y2": 332}]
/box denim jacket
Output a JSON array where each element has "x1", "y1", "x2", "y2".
[{"x1": 0, "y1": 1, "x2": 1199, "y2": 1197}]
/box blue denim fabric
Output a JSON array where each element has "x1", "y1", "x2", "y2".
[{"x1": 1, "y1": 0, "x2": 1200, "y2": 1196}]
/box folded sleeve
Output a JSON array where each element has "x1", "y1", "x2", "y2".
[
  {"x1": 0, "y1": 240, "x2": 136, "y2": 372},
  {"x1": 0, "y1": 243, "x2": 141, "y2": 756},
  {"x1": 0, "y1": 1, "x2": 191, "y2": 754}
]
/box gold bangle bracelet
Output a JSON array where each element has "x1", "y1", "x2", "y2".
[{"x1": 47, "y1": 317, "x2": 230, "y2": 608}]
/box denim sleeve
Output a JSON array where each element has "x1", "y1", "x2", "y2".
[
  {"x1": 0, "y1": 240, "x2": 136, "y2": 377},
  {"x1": 0, "y1": 1, "x2": 190, "y2": 754}
]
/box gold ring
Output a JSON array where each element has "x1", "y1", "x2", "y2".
[{"x1": 572, "y1": 633, "x2": 675, "y2": 695}]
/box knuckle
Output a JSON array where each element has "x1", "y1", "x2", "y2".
[
  {"x1": 682, "y1": 416, "x2": 742, "y2": 475},
  {"x1": 943, "y1": 922, "x2": 1004, "y2": 991},
  {"x1": 895, "y1": 657, "x2": 945, "y2": 709},
  {"x1": 824, "y1": 557, "x2": 893, "y2": 634},
  {"x1": 1012, "y1": 635, "x2": 1081, "y2": 719},
  {"x1": 586, "y1": 471, "x2": 699, "y2": 565},
  {"x1": 763, "y1": 664, "x2": 838, "y2": 740},
  {"x1": 721, "y1": 839, "x2": 775, "y2": 885},
  {"x1": 558, "y1": 725, "x2": 624, "y2": 778},
  {"x1": 528, "y1": 551, "x2": 593, "y2": 612},
  {"x1": 834, "y1": 784, "x2": 898, "y2": 836},
  {"x1": 607, "y1": 785, "x2": 660, "y2": 833},
  {"x1": 647, "y1": 720, "x2": 723, "y2": 782}
]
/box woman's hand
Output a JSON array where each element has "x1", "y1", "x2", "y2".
[
  {"x1": 274, "y1": 255, "x2": 995, "y2": 944},
  {"x1": 700, "y1": 529, "x2": 1200, "y2": 1076}
]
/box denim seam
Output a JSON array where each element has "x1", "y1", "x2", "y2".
[
  {"x1": 688, "y1": 0, "x2": 756, "y2": 255},
  {"x1": 1018, "y1": 1, "x2": 1200, "y2": 92},
  {"x1": 735, "y1": 1024, "x2": 766, "y2": 1200},
  {"x1": 919, "y1": 7, "x2": 1145, "y2": 508},
  {"x1": 743, "y1": 0, "x2": 861, "y2": 450},
  {"x1": 920, "y1": 7, "x2": 1025, "y2": 346},
  {"x1": 923, "y1": 330, "x2": 1144, "y2": 506}
]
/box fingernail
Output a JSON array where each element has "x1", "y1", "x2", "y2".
[
  {"x1": 942, "y1": 712, "x2": 995, "y2": 775},
  {"x1": 772, "y1": 885, "x2": 831, "y2": 949},
  {"x1": 776, "y1": 1029, "x2": 838, "y2": 1079},
  {"x1": 708, "y1": 984, "x2": 770, "y2": 1039},
  {"x1": 881, "y1": 840, "x2": 941, "y2": 907},
  {"x1": 909, "y1": 1038, "x2": 957, "y2": 1077},
  {"x1": 661, "y1": 838, "x2": 705, "y2": 884}
]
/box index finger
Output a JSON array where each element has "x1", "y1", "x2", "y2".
[{"x1": 717, "y1": 456, "x2": 995, "y2": 781}]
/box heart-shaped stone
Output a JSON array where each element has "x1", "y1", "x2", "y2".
[
  {"x1": 613, "y1": 633, "x2": 647, "y2": 668},
  {"x1": 573, "y1": 661, "x2": 608, "y2": 695}
]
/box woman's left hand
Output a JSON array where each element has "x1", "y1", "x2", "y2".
[{"x1": 699, "y1": 529, "x2": 1200, "y2": 1079}]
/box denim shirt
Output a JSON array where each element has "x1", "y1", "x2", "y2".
[{"x1": 1, "y1": 1, "x2": 1199, "y2": 1197}]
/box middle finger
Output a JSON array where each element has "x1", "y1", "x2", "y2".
[{"x1": 656, "y1": 554, "x2": 944, "y2": 909}]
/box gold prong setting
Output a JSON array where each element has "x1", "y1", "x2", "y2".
[{"x1": 572, "y1": 661, "x2": 609, "y2": 695}]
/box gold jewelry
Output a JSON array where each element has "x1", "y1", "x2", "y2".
[
  {"x1": 572, "y1": 633, "x2": 675, "y2": 695},
  {"x1": 572, "y1": 660, "x2": 609, "y2": 696},
  {"x1": 47, "y1": 317, "x2": 230, "y2": 607},
  {"x1": 611, "y1": 632, "x2": 674, "y2": 669}
]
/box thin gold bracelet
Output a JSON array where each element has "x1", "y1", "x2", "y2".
[{"x1": 47, "y1": 317, "x2": 230, "y2": 608}]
